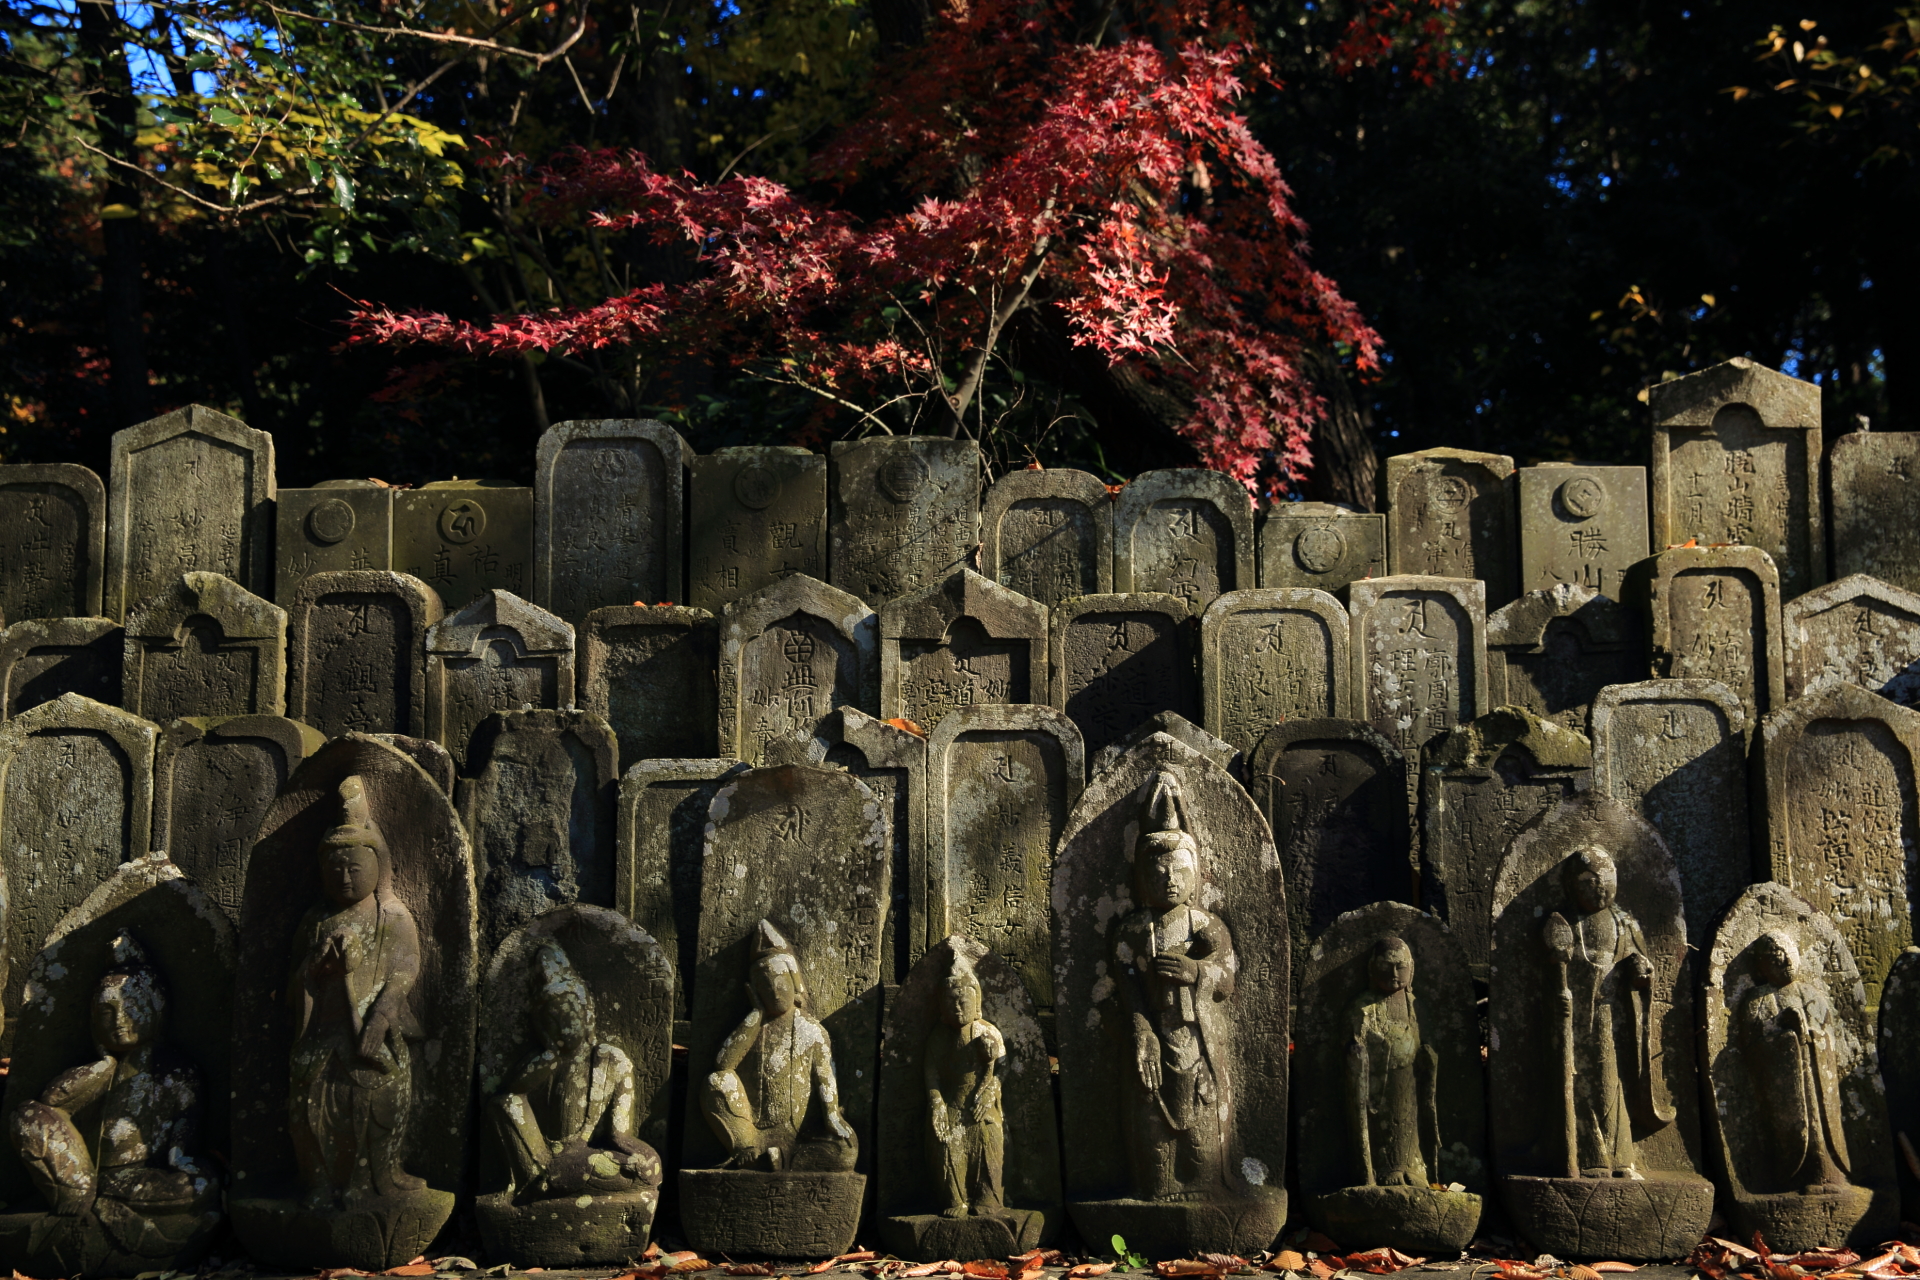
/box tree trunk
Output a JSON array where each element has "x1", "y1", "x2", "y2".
[
  {"x1": 78, "y1": 0, "x2": 150, "y2": 429},
  {"x1": 1296, "y1": 344, "x2": 1380, "y2": 510}
]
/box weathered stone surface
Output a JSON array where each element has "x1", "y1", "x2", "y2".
[
  {"x1": 1421, "y1": 708, "x2": 1591, "y2": 979},
  {"x1": 1249, "y1": 720, "x2": 1413, "y2": 995},
  {"x1": 1636, "y1": 543, "x2": 1786, "y2": 719},
  {"x1": 1385, "y1": 449, "x2": 1518, "y2": 610},
  {"x1": 475, "y1": 903, "x2": 672, "y2": 1265},
  {"x1": 581, "y1": 605, "x2": 719, "y2": 762},
  {"x1": 1650, "y1": 358, "x2": 1824, "y2": 597},
  {"x1": 424, "y1": 589, "x2": 575, "y2": 770},
  {"x1": 1876, "y1": 948, "x2": 1920, "y2": 1223},
  {"x1": 877, "y1": 935, "x2": 1061, "y2": 1260},
  {"x1": 925, "y1": 705, "x2": 1082, "y2": 1006},
  {"x1": 0, "y1": 857, "x2": 233, "y2": 1276},
  {"x1": 1757, "y1": 682, "x2": 1920, "y2": 1008},
  {"x1": 980, "y1": 468, "x2": 1112, "y2": 609},
  {"x1": 1112, "y1": 469, "x2": 1256, "y2": 608},
  {"x1": 1488, "y1": 793, "x2": 1712, "y2": 1260},
  {"x1": 1703, "y1": 882, "x2": 1897, "y2": 1250},
  {"x1": 679, "y1": 764, "x2": 889, "y2": 1257},
  {"x1": 1052, "y1": 733, "x2": 1288, "y2": 1258},
  {"x1": 880, "y1": 569, "x2": 1048, "y2": 733},
  {"x1": 1590, "y1": 680, "x2": 1751, "y2": 950},
  {"x1": 536, "y1": 419, "x2": 688, "y2": 626},
  {"x1": 830, "y1": 438, "x2": 980, "y2": 608},
  {"x1": 1487, "y1": 585, "x2": 1641, "y2": 733},
  {"x1": 0, "y1": 693, "x2": 156, "y2": 1054},
  {"x1": 717, "y1": 574, "x2": 877, "y2": 767},
  {"x1": 689, "y1": 446, "x2": 827, "y2": 613},
  {"x1": 123, "y1": 571, "x2": 287, "y2": 720},
  {"x1": 1257, "y1": 501, "x2": 1386, "y2": 594},
  {"x1": 1517, "y1": 464, "x2": 1648, "y2": 598},
  {"x1": 373, "y1": 733, "x2": 454, "y2": 796},
  {"x1": 230, "y1": 734, "x2": 475, "y2": 1271},
  {"x1": 0, "y1": 462, "x2": 105, "y2": 620},
  {"x1": 1090, "y1": 710, "x2": 1240, "y2": 781},
  {"x1": 1783, "y1": 573, "x2": 1920, "y2": 706},
  {"x1": 1830, "y1": 429, "x2": 1920, "y2": 593},
  {"x1": 1200, "y1": 588, "x2": 1351, "y2": 757},
  {"x1": 831, "y1": 708, "x2": 926, "y2": 988},
  {"x1": 274, "y1": 483, "x2": 396, "y2": 605},
  {"x1": 394, "y1": 480, "x2": 534, "y2": 611},
  {"x1": 155, "y1": 714, "x2": 324, "y2": 923},
  {"x1": 1347, "y1": 576, "x2": 1489, "y2": 763},
  {"x1": 1049, "y1": 593, "x2": 1197, "y2": 762},
  {"x1": 1296, "y1": 903, "x2": 1484, "y2": 1253},
  {"x1": 0, "y1": 617, "x2": 121, "y2": 719},
  {"x1": 107, "y1": 405, "x2": 275, "y2": 620},
  {"x1": 285, "y1": 570, "x2": 442, "y2": 739}
]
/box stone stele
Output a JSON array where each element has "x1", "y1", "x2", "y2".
[
  {"x1": 678, "y1": 764, "x2": 890, "y2": 1258},
  {"x1": 0, "y1": 617, "x2": 121, "y2": 720},
  {"x1": 0, "y1": 462, "x2": 106, "y2": 621},
  {"x1": 228, "y1": 734, "x2": 476, "y2": 1271},
  {"x1": 1049, "y1": 593, "x2": 1198, "y2": 763},
  {"x1": 830, "y1": 438, "x2": 980, "y2": 609},
  {"x1": 1051, "y1": 733, "x2": 1289, "y2": 1258},
  {"x1": 475, "y1": 903, "x2": 674, "y2": 1265},
  {"x1": 535, "y1": 419, "x2": 689, "y2": 627},
  {"x1": 979, "y1": 467, "x2": 1113, "y2": 610},
  {"x1": 1200, "y1": 587, "x2": 1351, "y2": 758},
  {"x1": 1113, "y1": 469, "x2": 1257, "y2": 610},
  {"x1": 581, "y1": 604, "x2": 719, "y2": 763},
  {"x1": 1876, "y1": 947, "x2": 1920, "y2": 1225},
  {"x1": 394, "y1": 480, "x2": 535, "y2": 611},
  {"x1": 274, "y1": 483, "x2": 396, "y2": 606},
  {"x1": 424, "y1": 589, "x2": 576, "y2": 771},
  {"x1": 285, "y1": 570, "x2": 445, "y2": 740},
  {"x1": 831, "y1": 708, "x2": 927, "y2": 989},
  {"x1": 876, "y1": 935, "x2": 1062, "y2": 1259},
  {"x1": 122, "y1": 571, "x2": 288, "y2": 721},
  {"x1": 1635, "y1": 543, "x2": 1786, "y2": 720},
  {"x1": 1782, "y1": 573, "x2": 1920, "y2": 707},
  {"x1": 717, "y1": 574, "x2": 877, "y2": 767},
  {"x1": 880, "y1": 569, "x2": 1048, "y2": 734},
  {"x1": 373, "y1": 733, "x2": 455, "y2": 797},
  {"x1": 1091, "y1": 710, "x2": 1241, "y2": 783},
  {"x1": 1346, "y1": 576, "x2": 1489, "y2": 766},
  {"x1": 1488, "y1": 793, "x2": 1713, "y2": 1261},
  {"x1": 1257, "y1": 502, "x2": 1386, "y2": 595},
  {"x1": 1295, "y1": 902, "x2": 1484, "y2": 1253},
  {"x1": 1830, "y1": 428, "x2": 1920, "y2": 594},
  {"x1": 1385, "y1": 448, "x2": 1518, "y2": 611},
  {"x1": 1486, "y1": 584, "x2": 1642, "y2": 735},
  {"x1": 1703, "y1": 882, "x2": 1897, "y2": 1251},
  {"x1": 689, "y1": 446, "x2": 827, "y2": 613},
  {"x1": 1516, "y1": 463, "x2": 1648, "y2": 600}
]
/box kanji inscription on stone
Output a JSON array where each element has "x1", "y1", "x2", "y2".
[
  {"x1": 0, "y1": 617, "x2": 121, "y2": 719},
  {"x1": 395, "y1": 480, "x2": 534, "y2": 612},
  {"x1": 1256, "y1": 501, "x2": 1386, "y2": 593},
  {"x1": 285, "y1": 569, "x2": 443, "y2": 739},
  {"x1": 1385, "y1": 448, "x2": 1517, "y2": 610},
  {"x1": 275, "y1": 481, "x2": 397, "y2": 604},
  {"x1": 1487, "y1": 584, "x2": 1641, "y2": 733},
  {"x1": 1112, "y1": 468, "x2": 1255, "y2": 608},
  {"x1": 831, "y1": 708, "x2": 926, "y2": 986},
  {"x1": 424, "y1": 588, "x2": 575, "y2": 769},
  {"x1": 122, "y1": 571, "x2": 288, "y2": 721},
  {"x1": 1517, "y1": 463, "x2": 1648, "y2": 598},
  {"x1": 1199, "y1": 587, "x2": 1350, "y2": 757},
  {"x1": 1639, "y1": 544, "x2": 1785, "y2": 719},
  {"x1": 689, "y1": 446, "x2": 826, "y2": 613},
  {"x1": 717, "y1": 574, "x2": 876, "y2": 766},
  {"x1": 0, "y1": 462, "x2": 105, "y2": 620},
  {"x1": 581, "y1": 604, "x2": 718, "y2": 762},
  {"x1": 979, "y1": 467, "x2": 1112, "y2": 609},
  {"x1": 1049, "y1": 592, "x2": 1197, "y2": 761},
  {"x1": 830, "y1": 437, "x2": 980, "y2": 608},
  {"x1": 535, "y1": 419, "x2": 688, "y2": 625},
  {"x1": 1830, "y1": 428, "x2": 1920, "y2": 593},
  {"x1": 1783, "y1": 574, "x2": 1920, "y2": 707},
  {"x1": 880, "y1": 569, "x2": 1047, "y2": 734},
  {"x1": 1347, "y1": 575, "x2": 1488, "y2": 761}
]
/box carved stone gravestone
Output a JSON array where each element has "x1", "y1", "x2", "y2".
[
  {"x1": 1704, "y1": 882, "x2": 1897, "y2": 1250},
  {"x1": 0, "y1": 617, "x2": 121, "y2": 719},
  {"x1": 1049, "y1": 593, "x2": 1197, "y2": 762},
  {"x1": 535, "y1": 419, "x2": 688, "y2": 625},
  {"x1": 1347, "y1": 576, "x2": 1489, "y2": 764},
  {"x1": 1650, "y1": 357, "x2": 1823, "y2": 597},
  {"x1": 1517, "y1": 463, "x2": 1648, "y2": 598},
  {"x1": 1783, "y1": 574, "x2": 1920, "y2": 706},
  {"x1": 155, "y1": 714, "x2": 324, "y2": 923},
  {"x1": 581, "y1": 605, "x2": 719, "y2": 762},
  {"x1": 424, "y1": 589, "x2": 575, "y2": 771},
  {"x1": 0, "y1": 693, "x2": 156, "y2": 1054},
  {"x1": 1200, "y1": 587, "x2": 1351, "y2": 757},
  {"x1": 678, "y1": 764, "x2": 889, "y2": 1257},
  {"x1": 0, "y1": 462, "x2": 105, "y2": 620},
  {"x1": 1052, "y1": 733, "x2": 1289, "y2": 1257},
  {"x1": 123, "y1": 571, "x2": 287, "y2": 721},
  {"x1": 1486, "y1": 585, "x2": 1641, "y2": 734},
  {"x1": 1758, "y1": 681, "x2": 1920, "y2": 1008},
  {"x1": 373, "y1": 733, "x2": 455, "y2": 797},
  {"x1": 1090, "y1": 709, "x2": 1241, "y2": 782},
  {"x1": 1637, "y1": 543, "x2": 1786, "y2": 719},
  {"x1": 275, "y1": 482, "x2": 396, "y2": 605},
  {"x1": 459, "y1": 709, "x2": 618, "y2": 954},
  {"x1": 877, "y1": 936, "x2": 1062, "y2": 1260},
  {"x1": 284, "y1": 569, "x2": 444, "y2": 739},
  {"x1": 1830, "y1": 428, "x2": 1920, "y2": 593},
  {"x1": 979, "y1": 467, "x2": 1112, "y2": 609},
  {"x1": 1876, "y1": 948, "x2": 1920, "y2": 1224},
  {"x1": 1295, "y1": 902, "x2": 1484, "y2": 1253},
  {"x1": 1488, "y1": 793, "x2": 1713, "y2": 1259},
  {"x1": 1257, "y1": 501, "x2": 1386, "y2": 594},
  {"x1": 229, "y1": 734, "x2": 476, "y2": 1270},
  {"x1": 395, "y1": 480, "x2": 534, "y2": 610},
  {"x1": 475, "y1": 903, "x2": 673, "y2": 1265},
  {"x1": 832, "y1": 708, "x2": 927, "y2": 987},
  {"x1": 880, "y1": 569, "x2": 1048, "y2": 733},
  {"x1": 1590, "y1": 680, "x2": 1751, "y2": 950},
  {"x1": 717, "y1": 574, "x2": 877, "y2": 767},
  {"x1": 1421, "y1": 708, "x2": 1591, "y2": 980},
  {"x1": 107, "y1": 405, "x2": 275, "y2": 620},
  {"x1": 0, "y1": 858, "x2": 232, "y2": 1277},
  {"x1": 830, "y1": 438, "x2": 980, "y2": 608},
  {"x1": 1385, "y1": 448, "x2": 1517, "y2": 610},
  {"x1": 689, "y1": 446, "x2": 827, "y2": 613},
  {"x1": 1112, "y1": 469, "x2": 1256, "y2": 609}
]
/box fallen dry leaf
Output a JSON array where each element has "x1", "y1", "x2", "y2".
[
  {"x1": 1340, "y1": 1249, "x2": 1423, "y2": 1275},
  {"x1": 318, "y1": 1270, "x2": 373, "y2": 1280},
  {"x1": 1591, "y1": 1266, "x2": 1639, "y2": 1274},
  {"x1": 1268, "y1": 1253, "x2": 1306, "y2": 1274},
  {"x1": 384, "y1": 1266, "x2": 435, "y2": 1277},
  {"x1": 1066, "y1": 1266, "x2": 1116, "y2": 1279},
  {"x1": 963, "y1": 1263, "x2": 1008, "y2": 1280},
  {"x1": 723, "y1": 1266, "x2": 777, "y2": 1276},
  {"x1": 898, "y1": 1265, "x2": 961, "y2": 1278},
  {"x1": 1304, "y1": 1235, "x2": 1342, "y2": 1255},
  {"x1": 1567, "y1": 1267, "x2": 1603, "y2": 1280},
  {"x1": 1308, "y1": 1262, "x2": 1335, "y2": 1279},
  {"x1": 1155, "y1": 1262, "x2": 1223, "y2": 1278},
  {"x1": 811, "y1": 1255, "x2": 878, "y2": 1275},
  {"x1": 885, "y1": 717, "x2": 927, "y2": 737}
]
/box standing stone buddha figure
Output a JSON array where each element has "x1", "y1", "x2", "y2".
[
  {"x1": 1344, "y1": 936, "x2": 1438, "y2": 1189},
  {"x1": 1738, "y1": 930, "x2": 1851, "y2": 1193},
  {"x1": 925, "y1": 950, "x2": 1007, "y2": 1219}
]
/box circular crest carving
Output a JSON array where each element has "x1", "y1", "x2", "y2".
[
  {"x1": 1293, "y1": 525, "x2": 1346, "y2": 575},
  {"x1": 733, "y1": 464, "x2": 779, "y2": 510},
  {"x1": 1428, "y1": 475, "x2": 1471, "y2": 515},
  {"x1": 307, "y1": 498, "x2": 356, "y2": 545},
  {"x1": 1557, "y1": 475, "x2": 1607, "y2": 521},
  {"x1": 878, "y1": 452, "x2": 932, "y2": 504},
  {"x1": 439, "y1": 498, "x2": 487, "y2": 544}
]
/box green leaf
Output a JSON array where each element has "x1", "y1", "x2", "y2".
[
  {"x1": 229, "y1": 171, "x2": 249, "y2": 202},
  {"x1": 305, "y1": 157, "x2": 325, "y2": 184},
  {"x1": 208, "y1": 105, "x2": 245, "y2": 127},
  {"x1": 330, "y1": 168, "x2": 356, "y2": 211}
]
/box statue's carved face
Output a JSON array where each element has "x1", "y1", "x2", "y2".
[
  {"x1": 1141, "y1": 841, "x2": 1198, "y2": 911},
  {"x1": 93, "y1": 971, "x2": 161, "y2": 1053},
  {"x1": 1370, "y1": 942, "x2": 1414, "y2": 995},
  {"x1": 1567, "y1": 850, "x2": 1618, "y2": 913},
  {"x1": 322, "y1": 844, "x2": 381, "y2": 907},
  {"x1": 750, "y1": 957, "x2": 801, "y2": 1019},
  {"x1": 1756, "y1": 933, "x2": 1798, "y2": 988},
  {"x1": 941, "y1": 972, "x2": 983, "y2": 1028}
]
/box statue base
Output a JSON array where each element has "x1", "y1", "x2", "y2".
[
  {"x1": 1067, "y1": 1192, "x2": 1287, "y2": 1259},
  {"x1": 1501, "y1": 1172, "x2": 1712, "y2": 1261},
  {"x1": 678, "y1": 1169, "x2": 865, "y2": 1258},
  {"x1": 230, "y1": 1189, "x2": 457, "y2": 1270},
  {"x1": 475, "y1": 1186, "x2": 660, "y2": 1266},
  {"x1": 1310, "y1": 1185, "x2": 1482, "y2": 1253},
  {"x1": 878, "y1": 1207, "x2": 1051, "y2": 1260},
  {"x1": 0, "y1": 1205, "x2": 221, "y2": 1278},
  {"x1": 1726, "y1": 1184, "x2": 1898, "y2": 1253}
]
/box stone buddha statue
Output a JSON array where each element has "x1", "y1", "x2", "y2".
[
  {"x1": 1738, "y1": 930, "x2": 1851, "y2": 1193},
  {"x1": 925, "y1": 951, "x2": 1007, "y2": 1219},
  {"x1": 1344, "y1": 937, "x2": 1439, "y2": 1189}
]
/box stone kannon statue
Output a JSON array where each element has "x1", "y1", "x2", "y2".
[
  {"x1": 1739, "y1": 930, "x2": 1850, "y2": 1194},
  {"x1": 926, "y1": 950, "x2": 1006, "y2": 1219},
  {"x1": 699, "y1": 919, "x2": 858, "y2": 1173},
  {"x1": 1345, "y1": 937, "x2": 1439, "y2": 1190}
]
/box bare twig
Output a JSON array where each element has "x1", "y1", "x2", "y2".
[
  {"x1": 253, "y1": 0, "x2": 565, "y2": 60},
  {"x1": 715, "y1": 127, "x2": 795, "y2": 182},
  {"x1": 764, "y1": 375, "x2": 917, "y2": 434},
  {"x1": 75, "y1": 137, "x2": 308, "y2": 213},
  {"x1": 947, "y1": 216, "x2": 1055, "y2": 432}
]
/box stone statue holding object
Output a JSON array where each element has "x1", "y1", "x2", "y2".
[
  {"x1": 926, "y1": 951, "x2": 1006, "y2": 1219},
  {"x1": 1344, "y1": 937, "x2": 1438, "y2": 1189},
  {"x1": 1740, "y1": 930, "x2": 1852, "y2": 1194}
]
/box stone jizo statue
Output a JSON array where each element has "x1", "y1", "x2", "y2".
[
  {"x1": 1738, "y1": 930, "x2": 1851, "y2": 1194},
  {"x1": 1344, "y1": 936, "x2": 1439, "y2": 1189},
  {"x1": 699, "y1": 919, "x2": 858, "y2": 1172},
  {"x1": 926, "y1": 951, "x2": 1006, "y2": 1219}
]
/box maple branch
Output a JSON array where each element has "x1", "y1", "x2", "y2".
[
  {"x1": 765, "y1": 374, "x2": 915, "y2": 434},
  {"x1": 947, "y1": 223, "x2": 1055, "y2": 433},
  {"x1": 75, "y1": 137, "x2": 308, "y2": 213},
  {"x1": 250, "y1": 1, "x2": 576, "y2": 61}
]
